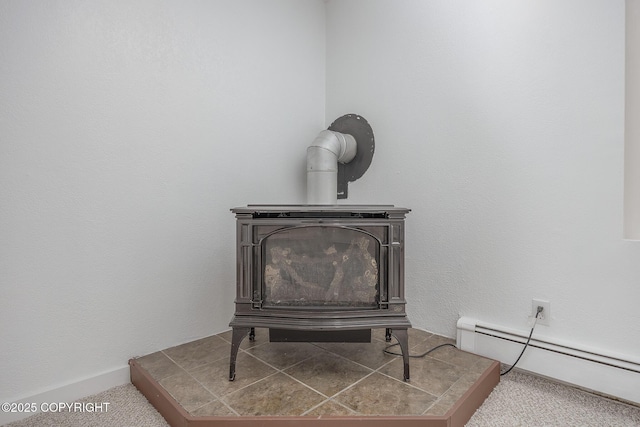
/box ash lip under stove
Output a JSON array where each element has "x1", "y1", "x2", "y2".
[{"x1": 228, "y1": 204, "x2": 412, "y2": 381}]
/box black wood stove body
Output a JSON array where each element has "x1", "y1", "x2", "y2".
[{"x1": 228, "y1": 205, "x2": 412, "y2": 381}]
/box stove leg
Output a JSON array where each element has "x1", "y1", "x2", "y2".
[
  {"x1": 390, "y1": 328, "x2": 410, "y2": 382},
  {"x1": 229, "y1": 327, "x2": 251, "y2": 381}
]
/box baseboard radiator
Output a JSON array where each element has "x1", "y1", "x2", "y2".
[{"x1": 456, "y1": 317, "x2": 640, "y2": 405}]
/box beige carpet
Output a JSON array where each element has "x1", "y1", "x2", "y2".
[
  {"x1": 3, "y1": 384, "x2": 170, "y2": 427},
  {"x1": 466, "y1": 369, "x2": 640, "y2": 426},
  {"x1": 5, "y1": 369, "x2": 640, "y2": 427}
]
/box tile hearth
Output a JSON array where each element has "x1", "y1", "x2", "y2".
[{"x1": 132, "y1": 328, "x2": 499, "y2": 426}]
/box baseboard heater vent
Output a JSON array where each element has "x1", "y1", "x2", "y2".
[{"x1": 456, "y1": 317, "x2": 640, "y2": 404}]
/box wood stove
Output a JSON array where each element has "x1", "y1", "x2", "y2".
[{"x1": 228, "y1": 204, "x2": 412, "y2": 381}]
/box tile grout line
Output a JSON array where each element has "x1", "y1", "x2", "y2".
[
  {"x1": 186, "y1": 347, "x2": 299, "y2": 417},
  {"x1": 308, "y1": 342, "x2": 380, "y2": 373},
  {"x1": 157, "y1": 347, "x2": 292, "y2": 417},
  {"x1": 300, "y1": 397, "x2": 358, "y2": 417},
  {"x1": 241, "y1": 343, "x2": 391, "y2": 415},
  {"x1": 323, "y1": 369, "x2": 379, "y2": 403},
  {"x1": 228, "y1": 349, "x2": 324, "y2": 416},
  {"x1": 156, "y1": 350, "x2": 231, "y2": 415},
  {"x1": 418, "y1": 374, "x2": 467, "y2": 416},
  {"x1": 244, "y1": 345, "x2": 315, "y2": 374},
  {"x1": 184, "y1": 361, "x2": 249, "y2": 418},
  {"x1": 279, "y1": 370, "x2": 331, "y2": 399},
  {"x1": 373, "y1": 361, "x2": 442, "y2": 398},
  {"x1": 159, "y1": 335, "x2": 234, "y2": 373},
  {"x1": 309, "y1": 341, "x2": 397, "y2": 373},
  {"x1": 153, "y1": 329, "x2": 478, "y2": 418},
  {"x1": 256, "y1": 347, "x2": 377, "y2": 415}
]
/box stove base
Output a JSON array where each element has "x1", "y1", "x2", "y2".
[{"x1": 229, "y1": 315, "x2": 411, "y2": 382}]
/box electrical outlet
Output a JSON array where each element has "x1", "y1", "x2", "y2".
[{"x1": 532, "y1": 299, "x2": 550, "y2": 326}]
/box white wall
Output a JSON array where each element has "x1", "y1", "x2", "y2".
[
  {"x1": 0, "y1": 0, "x2": 325, "y2": 404},
  {"x1": 326, "y1": 0, "x2": 640, "y2": 361},
  {"x1": 626, "y1": 0, "x2": 640, "y2": 239}
]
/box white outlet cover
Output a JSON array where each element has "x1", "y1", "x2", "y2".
[{"x1": 532, "y1": 299, "x2": 550, "y2": 326}]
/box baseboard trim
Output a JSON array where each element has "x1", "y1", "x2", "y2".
[
  {"x1": 0, "y1": 365, "x2": 130, "y2": 425},
  {"x1": 456, "y1": 317, "x2": 640, "y2": 405}
]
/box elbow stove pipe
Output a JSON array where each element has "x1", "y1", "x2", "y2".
[{"x1": 306, "y1": 130, "x2": 357, "y2": 205}]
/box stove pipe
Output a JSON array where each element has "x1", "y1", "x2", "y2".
[{"x1": 306, "y1": 130, "x2": 357, "y2": 204}]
